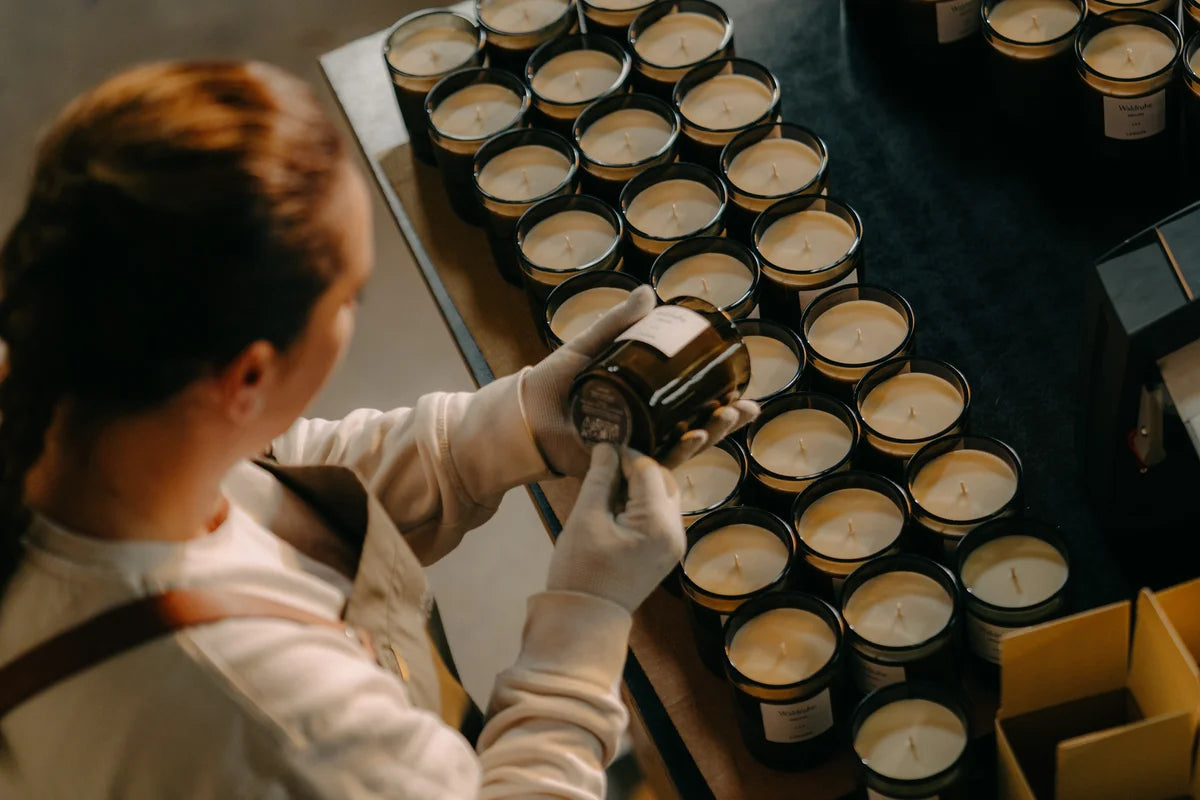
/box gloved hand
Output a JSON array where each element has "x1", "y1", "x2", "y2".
[
  {"x1": 522, "y1": 284, "x2": 760, "y2": 476},
  {"x1": 546, "y1": 444, "x2": 684, "y2": 612}
]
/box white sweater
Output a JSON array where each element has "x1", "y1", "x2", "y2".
[{"x1": 0, "y1": 373, "x2": 634, "y2": 799}]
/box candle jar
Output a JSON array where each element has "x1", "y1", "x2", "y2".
[
  {"x1": 473, "y1": 128, "x2": 580, "y2": 286},
  {"x1": 628, "y1": 0, "x2": 735, "y2": 99},
  {"x1": 675, "y1": 438, "x2": 749, "y2": 526},
  {"x1": 733, "y1": 319, "x2": 807, "y2": 404},
  {"x1": 672, "y1": 59, "x2": 783, "y2": 172},
  {"x1": 650, "y1": 237, "x2": 760, "y2": 320},
  {"x1": 475, "y1": 0, "x2": 578, "y2": 76},
  {"x1": 383, "y1": 10, "x2": 486, "y2": 165},
  {"x1": 840, "y1": 554, "x2": 962, "y2": 696},
  {"x1": 905, "y1": 435, "x2": 1024, "y2": 559},
  {"x1": 723, "y1": 591, "x2": 847, "y2": 770},
  {"x1": 893, "y1": 0, "x2": 985, "y2": 66},
  {"x1": 1186, "y1": 0, "x2": 1200, "y2": 38},
  {"x1": 720, "y1": 123, "x2": 831, "y2": 242},
  {"x1": 851, "y1": 682, "x2": 972, "y2": 800},
  {"x1": 1184, "y1": 32, "x2": 1200, "y2": 190},
  {"x1": 543, "y1": 269, "x2": 642, "y2": 349},
  {"x1": 569, "y1": 296, "x2": 751, "y2": 460},
  {"x1": 745, "y1": 392, "x2": 862, "y2": 518},
  {"x1": 955, "y1": 517, "x2": 1070, "y2": 668},
  {"x1": 525, "y1": 34, "x2": 633, "y2": 136},
  {"x1": 581, "y1": 0, "x2": 657, "y2": 41},
  {"x1": 752, "y1": 195, "x2": 865, "y2": 330},
  {"x1": 425, "y1": 68, "x2": 530, "y2": 224},
  {"x1": 1089, "y1": 0, "x2": 1175, "y2": 12},
  {"x1": 792, "y1": 471, "x2": 910, "y2": 601},
  {"x1": 619, "y1": 162, "x2": 727, "y2": 281},
  {"x1": 854, "y1": 357, "x2": 971, "y2": 478},
  {"x1": 516, "y1": 194, "x2": 625, "y2": 328},
  {"x1": 572, "y1": 93, "x2": 681, "y2": 204}
]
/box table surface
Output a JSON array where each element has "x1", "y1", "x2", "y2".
[{"x1": 318, "y1": 2, "x2": 1180, "y2": 797}]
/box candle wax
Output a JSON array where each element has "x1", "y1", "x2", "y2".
[
  {"x1": 854, "y1": 698, "x2": 968, "y2": 781},
  {"x1": 656, "y1": 252, "x2": 754, "y2": 308},
  {"x1": 430, "y1": 83, "x2": 523, "y2": 139},
  {"x1": 910, "y1": 449, "x2": 1018, "y2": 521},
  {"x1": 550, "y1": 286, "x2": 630, "y2": 341},
  {"x1": 1081, "y1": 24, "x2": 1177, "y2": 79},
  {"x1": 987, "y1": 0, "x2": 1081, "y2": 43},
  {"x1": 679, "y1": 74, "x2": 775, "y2": 130},
  {"x1": 726, "y1": 138, "x2": 822, "y2": 197},
  {"x1": 625, "y1": 179, "x2": 721, "y2": 238},
  {"x1": 673, "y1": 446, "x2": 741, "y2": 515},
  {"x1": 751, "y1": 408, "x2": 853, "y2": 478},
  {"x1": 387, "y1": 27, "x2": 478, "y2": 76},
  {"x1": 682, "y1": 523, "x2": 789, "y2": 596},
  {"x1": 588, "y1": 0, "x2": 649, "y2": 7},
  {"x1": 634, "y1": 12, "x2": 727, "y2": 67},
  {"x1": 860, "y1": 372, "x2": 964, "y2": 441},
  {"x1": 798, "y1": 488, "x2": 903, "y2": 560},
  {"x1": 758, "y1": 210, "x2": 856, "y2": 271},
  {"x1": 843, "y1": 571, "x2": 954, "y2": 647},
  {"x1": 728, "y1": 607, "x2": 838, "y2": 685},
  {"x1": 522, "y1": 210, "x2": 618, "y2": 269},
  {"x1": 1192, "y1": 45, "x2": 1200, "y2": 75},
  {"x1": 476, "y1": 145, "x2": 571, "y2": 202},
  {"x1": 743, "y1": 335, "x2": 800, "y2": 400},
  {"x1": 961, "y1": 535, "x2": 1068, "y2": 608},
  {"x1": 578, "y1": 108, "x2": 674, "y2": 165},
  {"x1": 532, "y1": 50, "x2": 624, "y2": 104},
  {"x1": 478, "y1": 0, "x2": 569, "y2": 34},
  {"x1": 806, "y1": 300, "x2": 908, "y2": 366}
]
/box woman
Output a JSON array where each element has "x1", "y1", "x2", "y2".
[{"x1": 0, "y1": 62, "x2": 756, "y2": 798}]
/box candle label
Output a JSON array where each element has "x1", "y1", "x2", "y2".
[
  {"x1": 759, "y1": 687, "x2": 834, "y2": 744},
  {"x1": 853, "y1": 653, "x2": 906, "y2": 694},
  {"x1": 935, "y1": 0, "x2": 980, "y2": 44},
  {"x1": 616, "y1": 304, "x2": 709, "y2": 358},
  {"x1": 572, "y1": 381, "x2": 631, "y2": 445},
  {"x1": 1102, "y1": 90, "x2": 1167, "y2": 141},
  {"x1": 794, "y1": 269, "x2": 858, "y2": 313},
  {"x1": 867, "y1": 789, "x2": 939, "y2": 800},
  {"x1": 967, "y1": 613, "x2": 1011, "y2": 664}
]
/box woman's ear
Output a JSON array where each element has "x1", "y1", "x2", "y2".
[{"x1": 215, "y1": 340, "x2": 278, "y2": 424}]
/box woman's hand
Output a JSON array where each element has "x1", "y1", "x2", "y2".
[{"x1": 522, "y1": 285, "x2": 760, "y2": 476}]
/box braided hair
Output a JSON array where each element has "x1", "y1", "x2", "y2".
[{"x1": 0, "y1": 61, "x2": 347, "y2": 591}]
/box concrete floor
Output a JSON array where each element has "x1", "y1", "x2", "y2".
[{"x1": 0, "y1": 0, "x2": 551, "y2": 709}]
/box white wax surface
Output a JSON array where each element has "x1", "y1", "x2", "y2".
[
  {"x1": 910, "y1": 449, "x2": 1018, "y2": 521},
  {"x1": 798, "y1": 488, "x2": 904, "y2": 561},
  {"x1": 625, "y1": 179, "x2": 721, "y2": 238},
  {"x1": 549, "y1": 286, "x2": 630, "y2": 341},
  {"x1": 854, "y1": 699, "x2": 968, "y2": 781},
  {"x1": 806, "y1": 300, "x2": 909, "y2": 365},
  {"x1": 743, "y1": 335, "x2": 800, "y2": 401},
  {"x1": 728, "y1": 608, "x2": 838, "y2": 685},
  {"x1": 987, "y1": 0, "x2": 1081, "y2": 43},
  {"x1": 758, "y1": 210, "x2": 856, "y2": 271},
  {"x1": 843, "y1": 571, "x2": 954, "y2": 647},
  {"x1": 635, "y1": 12, "x2": 727, "y2": 67},
  {"x1": 387, "y1": 27, "x2": 478, "y2": 76},
  {"x1": 476, "y1": 145, "x2": 571, "y2": 202},
  {"x1": 961, "y1": 535, "x2": 1068, "y2": 608},
  {"x1": 726, "y1": 138, "x2": 823, "y2": 197},
  {"x1": 1193, "y1": 46, "x2": 1200, "y2": 75},
  {"x1": 751, "y1": 409, "x2": 853, "y2": 478},
  {"x1": 679, "y1": 74, "x2": 774, "y2": 130},
  {"x1": 657, "y1": 252, "x2": 753, "y2": 308},
  {"x1": 479, "y1": 0, "x2": 569, "y2": 33},
  {"x1": 430, "y1": 83, "x2": 523, "y2": 139},
  {"x1": 1081, "y1": 24, "x2": 1177, "y2": 79},
  {"x1": 579, "y1": 108, "x2": 674, "y2": 165},
  {"x1": 532, "y1": 50, "x2": 624, "y2": 103},
  {"x1": 522, "y1": 210, "x2": 618, "y2": 269},
  {"x1": 674, "y1": 446, "x2": 742, "y2": 514},
  {"x1": 860, "y1": 372, "x2": 964, "y2": 440},
  {"x1": 588, "y1": 0, "x2": 648, "y2": 8},
  {"x1": 682, "y1": 524, "x2": 789, "y2": 596}
]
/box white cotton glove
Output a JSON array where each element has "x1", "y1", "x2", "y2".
[
  {"x1": 546, "y1": 444, "x2": 685, "y2": 613},
  {"x1": 522, "y1": 284, "x2": 761, "y2": 476}
]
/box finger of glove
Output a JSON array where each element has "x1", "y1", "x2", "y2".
[
  {"x1": 619, "y1": 447, "x2": 671, "y2": 509},
  {"x1": 659, "y1": 429, "x2": 709, "y2": 469},
  {"x1": 699, "y1": 405, "x2": 742, "y2": 447},
  {"x1": 729, "y1": 399, "x2": 761, "y2": 431},
  {"x1": 574, "y1": 444, "x2": 620, "y2": 514},
  {"x1": 565, "y1": 284, "x2": 657, "y2": 357}
]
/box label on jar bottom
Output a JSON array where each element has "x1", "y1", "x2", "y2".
[
  {"x1": 760, "y1": 687, "x2": 834, "y2": 743},
  {"x1": 1103, "y1": 90, "x2": 1167, "y2": 141},
  {"x1": 868, "y1": 789, "x2": 939, "y2": 800},
  {"x1": 936, "y1": 0, "x2": 980, "y2": 43},
  {"x1": 615, "y1": 304, "x2": 708, "y2": 358},
  {"x1": 967, "y1": 613, "x2": 1011, "y2": 664},
  {"x1": 795, "y1": 268, "x2": 858, "y2": 312},
  {"x1": 853, "y1": 653, "x2": 907, "y2": 694},
  {"x1": 572, "y1": 381, "x2": 632, "y2": 446}
]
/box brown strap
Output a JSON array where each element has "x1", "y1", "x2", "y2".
[{"x1": 0, "y1": 589, "x2": 366, "y2": 721}]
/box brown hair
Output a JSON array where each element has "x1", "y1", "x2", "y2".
[{"x1": 0, "y1": 61, "x2": 347, "y2": 587}]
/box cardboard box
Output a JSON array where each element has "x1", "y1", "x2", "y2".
[{"x1": 995, "y1": 590, "x2": 1200, "y2": 800}]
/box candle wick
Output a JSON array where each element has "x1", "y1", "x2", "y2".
[
  {"x1": 1031, "y1": 13, "x2": 1039, "y2": 28},
  {"x1": 908, "y1": 735, "x2": 919, "y2": 760},
  {"x1": 573, "y1": 70, "x2": 582, "y2": 88},
  {"x1": 855, "y1": 327, "x2": 863, "y2": 344},
  {"x1": 523, "y1": 5, "x2": 530, "y2": 19},
  {"x1": 722, "y1": 99, "x2": 731, "y2": 116},
  {"x1": 732, "y1": 552, "x2": 742, "y2": 571},
  {"x1": 909, "y1": 405, "x2": 916, "y2": 419},
  {"x1": 624, "y1": 131, "x2": 633, "y2": 150},
  {"x1": 700, "y1": 277, "x2": 710, "y2": 296},
  {"x1": 778, "y1": 641, "x2": 788, "y2": 659},
  {"x1": 430, "y1": 49, "x2": 440, "y2": 62},
  {"x1": 895, "y1": 601, "x2": 904, "y2": 619},
  {"x1": 521, "y1": 167, "x2": 529, "y2": 185},
  {"x1": 771, "y1": 162, "x2": 780, "y2": 179},
  {"x1": 671, "y1": 202, "x2": 679, "y2": 222},
  {"x1": 847, "y1": 518, "x2": 855, "y2": 537},
  {"x1": 1126, "y1": 47, "x2": 1135, "y2": 64},
  {"x1": 474, "y1": 105, "x2": 483, "y2": 123},
  {"x1": 960, "y1": 481, "x2": 969, "y2": 495},
  {"x1": 685, "y1": 474, "x2": 695, "y2": 493},
  {"x1": 803, "y1": 235, "x2": 811, "y2": 251},
  {"x1": 798, "y1": 436, "x2": 806, "y2": 454},
  {"x1": 679, "y1": 33, "x2": 688, "y2": 53},
  {"x1": 1011, "y1": 566, "x2": 1022, "y2": 593},
  {"x1": 564, "y1": 234, "x2": 574, "y2": 251}
]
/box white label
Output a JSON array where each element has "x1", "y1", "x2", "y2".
[
  {"x1": 616, "y1": 305, "x2": 709, "y2": 358},
  {"x1": 967, "y1": 614, "x2": 1011, "y2": 664},
  {"x1": 853, "y1": 653, "x2": 907, "y2": 694},
  {"x1": 719, "y1": 613, "x2": 729, "y2": 626},
  {"x1": 1102, "y1": 90, "x2": 1167, "y2": 141},
  {"x1": 936, "y1": 0, "x2": 980, "y2": 43},
  {"x1": 760, "y1": 688, "x2": 835, "y2": 744},
  {"x1": 795, "y1": 268, "x2": 858, "y2": 312},
  {"x1": 868, "y1": 789, "x2": 939, "y2": 800}
]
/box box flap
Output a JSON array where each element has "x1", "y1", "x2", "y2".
[
  {"x1": 995, "y1": 719, "x2": 1038, "y2": 800},
  {"x1": 1154, "y1": 577, "x2": 1200, "y2": 670},
  {"x1": 1130, "y1": 589, "x2": 1200, "y2": 723},
  {"x1": 1056, "y1": 711, "x2": 1195, "y2": 800}
]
